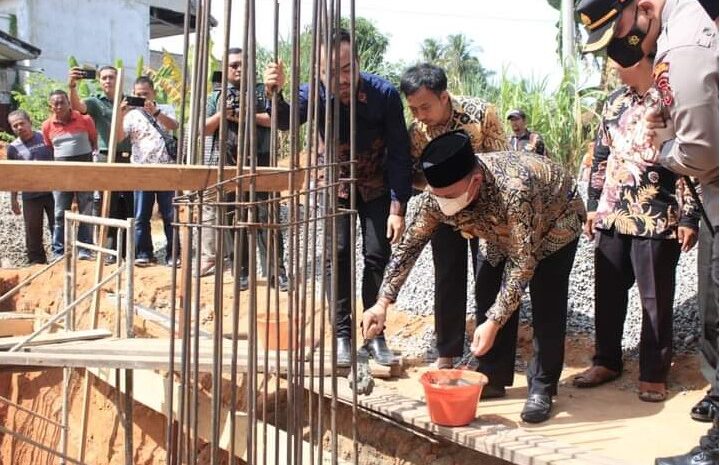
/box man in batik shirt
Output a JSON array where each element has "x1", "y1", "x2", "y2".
[
  {"x1": 400, "y1": 63, "x2": 507, "y2": 373},
  {"x1": 363, "y1": 130, "x2": 585, "y2": 424},
  {"x1": 572, "y1": 57, "x2": 699, "y2": 403}
]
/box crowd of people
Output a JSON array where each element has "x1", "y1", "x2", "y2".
[{"x1": 4, "y1": 0, "x2": 718, "y2": 463}]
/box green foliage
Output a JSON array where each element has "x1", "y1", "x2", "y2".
[
  {"x1": 418, "y1": 34, "x2": 494, "y2": 93},
  {"x1": 482, "y1": 65, "x2": 604, "y2": 170},
  {"x1": 11, "y1": 73, "x2": 62, "y2": 129},
  {"x1": 0, "y1": 131, "x2": 15, "y2": 143}
]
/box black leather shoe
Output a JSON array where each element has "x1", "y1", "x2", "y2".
[
  {"x1": 692, "y1": 395, "x2": 719, "y2": 422},
  {"x1": 270, "y1": 272, "x2": 289, "y2": 292},
  {"x1": 480, "y1": 384, "x2": 506, "y2": 400},
  {"x1": 655, "y1": 446, "x2": 719, "y2": 465},
  {"x1": 521, "y1": 394, "x2": 553, "y2": 423},
  {"x1": 365, "y1": 336, "x2": 395, "y2": 366},
  {"x1": 336, "y1": 337, "x2": 351, "y2": 368}
]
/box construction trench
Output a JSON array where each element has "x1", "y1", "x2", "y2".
[{"x1": 0, "y1": 1, "x2": 712, "y2": 465}]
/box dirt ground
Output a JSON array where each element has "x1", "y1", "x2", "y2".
[{"x1": 0, "y1": 260, "x2": 711, "y2": 465}]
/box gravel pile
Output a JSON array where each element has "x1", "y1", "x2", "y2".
[{"x1": 0, "y1": 191, "x2": 53, "y2": 268}]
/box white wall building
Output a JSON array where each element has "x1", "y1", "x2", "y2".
[{"x1": 0, "y1": 0, "x2": 203, "y2": 83}]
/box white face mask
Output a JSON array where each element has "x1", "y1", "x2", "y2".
[{"x1": 435, "y1": 191, "x2": 474, "y2": 216}]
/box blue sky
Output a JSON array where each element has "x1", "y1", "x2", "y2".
[{"x1": 151, "y1": 0, "x2": 568, "y2": 88}]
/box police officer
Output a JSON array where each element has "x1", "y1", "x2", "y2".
[{"x1": 577, "y1": 0, "x2": 718, "y2": 463}]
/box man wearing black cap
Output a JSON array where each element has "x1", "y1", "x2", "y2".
[
  {"x1": 399, "y1": 63, "x2": 507, "y2": 372},
  {"x1": 506, "y1": 109, "x2": 547, "y2": 156},
  {"x1": 577, "y1": 0, "x2": 718, "y2": 462},
  {"x1": 363, "y1": 130, "x2": 585, "y2": 423}
]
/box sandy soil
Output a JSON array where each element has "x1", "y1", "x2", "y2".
[{"x1": 0, "y1": 260, "x2": 711, "y2": 465}]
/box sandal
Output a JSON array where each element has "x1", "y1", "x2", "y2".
[
  {"x1": 639, "y1": 382, "x2": 667, "y2": 402},
  {"x1": 572, "y1": 365, "x2": 621, "y2": 388}
]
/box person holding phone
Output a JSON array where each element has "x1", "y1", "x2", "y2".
[
  {"x1": 116, "y1": 76, "x2": 179, "y2": 267},
  {"x1": 68, "y1": 65, "x2": 133, "y2": 264},
  {"x1": 200, "y1": 47, "x2": 289, "y2": 292}
]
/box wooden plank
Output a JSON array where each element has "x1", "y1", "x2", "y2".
[
  {"x1": 89, "y1": 368, "x2": 346, "y2": 463},
  {"x1": 89, "y1": 367, "x2": 248, "y2": 456},
  {"x1": 28, "y1": 337, "x2": 396, "y2": 378},
  {"x1": 0, "y1": 313, "x2": 36, "y2": 337},
  {"x1": 0, "y1": 320, "x2": 34, "y2": 337},
  {"x1": 0, "y1": 337, "x2": 395, "y2": 379},
  {"x1": 0, "y1": 161, "x2": 303, "y2": 193},
  {"x1": 0, "y1": 328, "x2": 112, "y2": 350},
  {"x1": 0, "y1": 312, "x2": 36, "y2": 320},
  {"x1": 306, "y1": 378, "x2": 635, "y2": 465}
]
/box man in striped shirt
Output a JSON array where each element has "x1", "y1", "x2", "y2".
[{"x1": 41, "y1": 89, "x2": 97, "y2": 259}]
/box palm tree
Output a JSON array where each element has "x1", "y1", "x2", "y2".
[{"x1": 420, "y1": 38, "x2": 444, "y2": 63}]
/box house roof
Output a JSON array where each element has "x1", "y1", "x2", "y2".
[
  {"x1": 0, "y1": 28, "x2": 40, "y2": 63},
  {"x1": 149, "y1": 0, "x2": 218, "y2": 39}
]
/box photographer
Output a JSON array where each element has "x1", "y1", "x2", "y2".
[
  {"x1": 200, "y1": 48, "x2": 288, "y2": 291},
  {"x1": 116, "y1": 76, "x2": 179, "y2": 267},
  {"x1": 68, "y1": 65, "x2": 133, "y2": 263}
]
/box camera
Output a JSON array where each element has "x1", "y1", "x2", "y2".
[
  {"x1": 124, "y1": 96, "x2": 146, "y2": 107},
  {"x1": 80, "y1": 68, "x2": 96, "y2": 80}
]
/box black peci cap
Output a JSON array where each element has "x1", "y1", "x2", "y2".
[
  {"x1": 420, "y1": 130, "x2": 476, "y2": 188},
  {"x1": 576, "y1": 0, "x2": 631, "y2": 53}
]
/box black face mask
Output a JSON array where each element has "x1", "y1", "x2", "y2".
[{"x1": 607, "y1": 7, "x2": 652, "y2": 68}]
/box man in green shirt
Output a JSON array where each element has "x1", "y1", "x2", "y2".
[{"x1": 68, "y1": 65, "x2": 133, "y2": 264}]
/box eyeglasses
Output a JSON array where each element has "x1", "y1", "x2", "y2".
[{"x1": 228, "y1": 62, "x2": 242, "y2": 69}]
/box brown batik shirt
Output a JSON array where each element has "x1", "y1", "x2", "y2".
[
  {"x1": 408, "y1": 95, "x2": 507, "y2": 189},
  {"x1": 379, "y1": 152, "x2": 585, "y2": 327}
]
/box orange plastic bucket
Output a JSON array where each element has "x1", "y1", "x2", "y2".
[
  {"x1": 420, "y1": 369, "x2": 488, "y2": 426},
  {"x1": 257, "y1": 313, "x2": 290, "y2": 350}
]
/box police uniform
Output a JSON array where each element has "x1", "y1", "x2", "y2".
[
  {"x1": 577, "y1": 0, "x2": 719, "y2": 462},
  {"x1": 655, "y1": 0, "x2": 719, "y2": 409}
]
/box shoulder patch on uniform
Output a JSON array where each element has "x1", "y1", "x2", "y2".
[{"x1": 653, "y1": 61, "x2": 674, "y2": 107}]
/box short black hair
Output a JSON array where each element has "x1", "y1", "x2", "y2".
[
  {"x1": 227, "y1": 47, "x2": 242, "y2": 56},
  {"x1": 400, "y1": 63, "x2": 447, "y2": 97},
  {"x1": 321, "y1": 28, "x2": 355, "y2": 53},
  {"x1": 134, "y1": 75, "x2": 155, "y2": 88},
  {"x1": 49, "y1": 89, "x2": 69, "y2": 101},
  {"x1": 98, "y1": 65, "x2": 117, "y2": 75}
]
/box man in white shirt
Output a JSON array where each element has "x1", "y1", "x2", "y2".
[{"x1": 118, "y1": 76, "x2": 179, "y2": 266}]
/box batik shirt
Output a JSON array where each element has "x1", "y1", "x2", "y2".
[
  {"x1": 379, "y1": 152, "x2": 585, "y2": 327},
  {"x1": 588, "y1": 86, "x2": 700, "y2": 238},
  {"x1": 408, "y1": 95, "x2": 507, "y2": 189}
]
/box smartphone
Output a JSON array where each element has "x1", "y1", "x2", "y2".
[
  {"x1": 125, "y1": 96, "x2": 146, "y2": 107},
  {"x1": 211, "y1": 70, "x2": 223, "y2": 85},
  {"x1": 80, "y1": 68, "x2": 96, "y2": 80}
]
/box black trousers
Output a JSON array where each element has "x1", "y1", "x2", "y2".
[
  {"x1": 331, "y1": 194, "x2": 391, "y2": 338},
  {"x1": 698, "y1": 224, "x2": 719, "y2": 397},
  {"x1": 95, "y1": 191, "x2": 134, "y2": 256},
  {"x1": 22, "y1": 195, "x2": 54, "y2": 264},
  {"x1": 432, "y1": 223, "x2": 478, "y2": 357},
  {"x1": 475, "y1": 238, "x2": 578, "y2": 396},
  {"x1": 592, "y1": 228, "x2": 681, "y2": 382}
]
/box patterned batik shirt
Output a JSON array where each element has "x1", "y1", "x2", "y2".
[
  {"x1": 408, "y1": 95, "x2": 507, "y2": 189},
  {"x1": 588, "y1": 86, "x2": 700, "y2": 238},
  {"x1": 379, "y1": 152, "x2": 585, "y2": 327}
]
